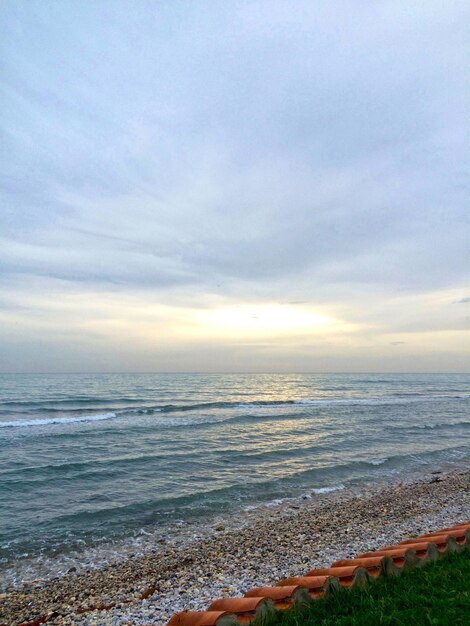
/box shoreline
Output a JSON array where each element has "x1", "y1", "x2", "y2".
[
  {"x1": 1, "y1": 458, "x2": 465, "y2": 591},
  {"x1": 1, "y1": 467, "x2": 468, "y2": 626}
]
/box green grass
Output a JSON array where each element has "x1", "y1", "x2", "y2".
[{"x1": 255, "y1": 549, "x2": 470, "y2": 626}]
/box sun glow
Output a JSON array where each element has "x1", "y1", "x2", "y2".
[{"x1": 191, "y1": 304, "x2": 340, "y2": 338}]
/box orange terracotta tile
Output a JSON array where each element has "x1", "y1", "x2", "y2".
[
  {"x1": 316, "y1": 555, "x2": 387, "y2": 576},
  {"x1": 304, "y1": 565, "x2": 366, "y2": 582},
  {"x1": 420, "y1": 528, "x2": 470, "y2": 540},
  {"x1": 277, "y1": 575, "x2": 328, "y2": 591},
  {"x1": 331, "y1": 554, "x2": 405, "y2": 572},
  {"x1": 276, "y1": 575, "x2": 335, "y2": 597},
  {"x1": 434, "y1": 522, "x2": 470, "y2": 532},
  {"x1": 348, "y1": 546, "x2": 407, "y2": 567},
  {"x1": 326, "y1": 556, "x2": 385, "y2": 574},
  {"x1": 377, "y1": 541, "x2": 447, "y2": 553},
  {"x1": 208, "y1": 596, "x2": 274, "y2": 623},
  {"x1": 359, "y1": 544, "x2": 438, "y2": 567},
  {"x1": 208, "y1": 598, "x2": 266, "y2": 612},
  {"x1": 245, "y1": 585, "x2": 298, "y2": 601},
  {"x1": 399, "y1": 534, "x2": 465, "y2": 550},
  {"x1": 165, "y1": 519, "x2": 470, "y2": 625},
  {"x1": 166, "y1": 610, "x2": 235, "y2": 626},
  {"x1": 244, "y1": 585, "x2": 312, "y2": 609}
]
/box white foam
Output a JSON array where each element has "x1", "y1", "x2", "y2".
[
  {"x1": 243, "y1": 505, "x2": 257, "y2": 512},
  {"x1": 0, "y1": 412, "x2": 117, "y2": 429},
  {"x1": 297, "y1": 395, "x2": 469, "y2": 407},
  {"x1": 311, "y1": 484, "x2": 345, "y2": 494},
  {"x1": 297, "y1": 398, "x2": 399, "y2": 406},
  {"x1": 265, "y1": 498, "x2": 288, "y2": 507},
  {"x1": 369, "y1": 458, "x2": 387, "y2": 465}
]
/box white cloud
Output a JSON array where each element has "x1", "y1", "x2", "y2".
[{"x1": 0, "y1": 1, "x2": 469, "y2": 371}]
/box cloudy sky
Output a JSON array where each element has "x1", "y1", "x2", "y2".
[{"x1": 1, "y1": 1, "x2": 469, "y2": 373}]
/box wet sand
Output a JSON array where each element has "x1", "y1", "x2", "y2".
[{"x1": 1, "y1": 468, "x2": 469, "y2": 625}]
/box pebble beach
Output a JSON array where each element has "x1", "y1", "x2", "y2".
[
  {"x1": 2, "y1": 1, "x2": 470, "y2": 623},
  {"x1": 1, "y1": 468, "x2": 469, "y2": 626}
]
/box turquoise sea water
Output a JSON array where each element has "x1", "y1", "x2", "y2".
[{"x1": 0, "y1": 372, "x2": 469, "y2": 584}]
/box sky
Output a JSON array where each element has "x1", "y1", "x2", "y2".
[{"x1": 0, "y1": 1, "x2": 469, "y2": 373}]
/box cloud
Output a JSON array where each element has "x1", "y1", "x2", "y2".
[{"x1": 0, "y1": 1, "x2": 469, "y2": 371}]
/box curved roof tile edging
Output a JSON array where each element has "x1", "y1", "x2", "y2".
[{"x1": 166, "y1": 519, "x2": 470, "y2": 626}]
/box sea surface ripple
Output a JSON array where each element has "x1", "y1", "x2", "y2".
[{"x1": 0, "y1": 372, "x2": 469, "y2": 582}]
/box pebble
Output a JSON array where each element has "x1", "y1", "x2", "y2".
[{"x1": 1, "y1": 469, "x2": 468, "y2": 626}]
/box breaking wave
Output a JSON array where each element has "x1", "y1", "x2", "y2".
[{"x1": 0, "y1": 412, "x2": 117, "y2": 429}]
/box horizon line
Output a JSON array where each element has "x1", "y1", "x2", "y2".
[{"x1": 1, "y1": 371, "x2": 469, "y2": 376}]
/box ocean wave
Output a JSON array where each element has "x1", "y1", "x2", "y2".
[
  {"x1": 301, "y1": 394, "x2": 469, "y2": 406},
  {"x1": 311, "y1": 484, "x2": 345, "y2": 494},
  {"x1": 0, "y1": 412, "x2": 117, "y2": 429},
  {"x1": 244, "y1": 485, "x2": 345, "y2": 509},
  {"x1": 0, "y1": 396, "x2": 144, "y2": 407},
  {"x1": 0, "y1": 393, "x2": 470, "y2": 428},
  {"x1": 120, "y1": 393, "x2": 470, "y2": 416},
  {"x1": 30, "y1": 446, "x2": 467, "y2": 527},
  {"x1": 158, "y1": 399, "x2": 298, "y2": 413},
  {"x1": 2, "y1": 394, "x2": 469, "y2": 431},
  {"x1": 388, "y1": 420, "x2": 470, "y2": 433}
]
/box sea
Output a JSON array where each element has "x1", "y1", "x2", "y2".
[{"x1": 1, "y1": 372, "x2": 469, "y2": 587}]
